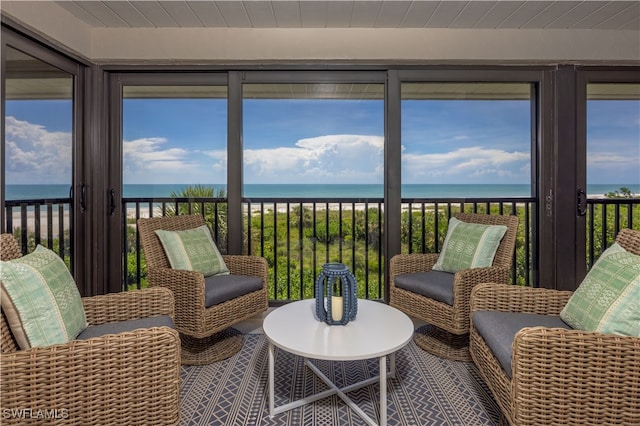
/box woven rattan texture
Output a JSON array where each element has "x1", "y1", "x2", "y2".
[
  {"x1": 0, "y1": 233, "x2": 22, "y2": 261},
  {"x1": 0, "y1": 234, "x2": 181, "y2": 425},
  {"x1": 180, "y1": 328, "x2": 243, "y2": 365},
  {"x1": 137, "y1": 215, "x2": 269, "y2": 358},
  {"x1": 469, "y1": 228, "x2": 640, "y2": 426},
  {"x1": 389, "y1": 213, "x2": 519, "y2": 350},
  {"x1": 414, "y1": 324, "x2": 472, "y2": 361}
]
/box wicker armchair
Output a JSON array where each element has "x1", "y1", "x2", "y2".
[
  {"x1": 0, "y1": 233, "x2": 181, "y2": 425},
  {"x1": 137, "y1": 214, "x2": 269, "y2": 365},
  {"x1": 389, "y1": 212, "x2": 519, "y2": 360},
  {"x1": 470, "y1": 228, "x2": 640, "y2": 426}
]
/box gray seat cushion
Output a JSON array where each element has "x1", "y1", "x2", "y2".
[
  {"x1": 394, "y1": 271, "x2": 455, "y2": 305},
  {"x1": 77, "y1": 315, "x2": 175, "y2": 340},
  {"x1": 204, "y1": 274, "x2": 263, "y2": 308},
  {"x1": 473, "y1": 311, "x2": 572, "y2": 378}
]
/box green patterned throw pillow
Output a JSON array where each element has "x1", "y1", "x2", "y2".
[
  {"x1": 432, "y1": 217, "x2": 508, "y2": 273},
  {"x1": 560, "y1": 243, "x2": 640, "y2": 337},
  {"x1": 155, "y1": 225, "x2": 229, "y2": 277},
  {"x1": 0, "y1": 245, "x2": 88, "y2": 349}
]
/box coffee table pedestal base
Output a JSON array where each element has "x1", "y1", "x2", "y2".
[{"x1": 268, "y1": 342, "x2": 396, "y2": 426}]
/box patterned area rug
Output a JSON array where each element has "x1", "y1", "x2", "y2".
[{"x1": 180, "y1": 334, "x2": 501, "y2": 425}]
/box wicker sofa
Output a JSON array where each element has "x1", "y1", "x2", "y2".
[
  {"x1": 0, "y1": 233, "x2": 181, "y2": 425},
  {"x1": 470, "y1": 228, "x2": 640, "y2": 425}
]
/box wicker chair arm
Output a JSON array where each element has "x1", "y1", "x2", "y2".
[
  {"x1": 83, "y1": 287, "x2": 174, "y2": 326},
  {"x1": 389, "y1": 253, "x2": 440, "y2": 280},
  {"x1": 511, "y1": 327, "x2": 640, "y2": 425},
  {"x1": 0, "y1": 327, "x2": 180, "y2": 425},
  {"x1": 148, "y1": 266, "x2": 206, "y2": 304},
  {"x1": 147, "y1": 267, "x2": 207, "y2": 334},
  {"x1": 222, "y1": 255, "x2": 269, "y2": 289},
  {"x1": 470, "y1": 283, "x2": 572, "y2": 316}
]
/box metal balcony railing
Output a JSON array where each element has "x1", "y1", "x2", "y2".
[
  {"x1": 586, "y1": 198, "x2": 639, "y2": 267},
  {"x1": 4, "y1": 198, "x2": 73, "y2": 269},
  {"x1": 5, "y1": 196, "x2": 640, "y2": 302},
  {"x1": 121, "y1": 196, "x2": 538, "y2": 299},
  {"x1": 401, "y1": 198, "x2": 536, "y2": 287}
]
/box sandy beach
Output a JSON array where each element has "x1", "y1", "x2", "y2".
[
  {"x1": 9, "y1": 194, "x2": 615, "y2": 237},
  {"x1": 9, "y1": 210, "x2": 71, "y2": 238}
]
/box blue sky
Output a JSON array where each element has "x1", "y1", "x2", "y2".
[{"x1": 5, "y1": 97, "x2": 639, "y2": 187}]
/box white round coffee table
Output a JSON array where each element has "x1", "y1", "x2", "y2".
[{"x1": 263, "y1": 299, "x2": 413, "y2": 426}]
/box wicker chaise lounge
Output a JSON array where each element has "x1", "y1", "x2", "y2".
[
  {"x1": 0, "y1": 233, "x2": 181, "y2": 425},
  {"x1": 138, "y1": 214, "x2": 269, "y2": 365},
  {"x1": 389, "y1": 212, "x2": 519, "y2": 360},
  {"x1": 470, "y1": 228, "x2": 640, "y2": 425}
]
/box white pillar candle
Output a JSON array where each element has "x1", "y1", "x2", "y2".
[{"x1": 331, "y1": 296, "x2": 343, "y2": 321}]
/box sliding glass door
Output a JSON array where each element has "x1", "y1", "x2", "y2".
[
  {"x1": 241, "y1": 75, "x2": 386, "y2": 300},
  {"x1": 2, "y1": 28, "x2": 86, "y2": 292},
  {"x1": 107, "y1": 74, "x2": 228, "y2": 292}
]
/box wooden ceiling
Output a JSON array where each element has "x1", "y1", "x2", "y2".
[{"x1": 54, "y1": 1, "x2": 639, "y2": 30}]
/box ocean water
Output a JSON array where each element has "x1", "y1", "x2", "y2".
[{"x1": 5, "y1": 183, "x2": 640, "y2": 200}]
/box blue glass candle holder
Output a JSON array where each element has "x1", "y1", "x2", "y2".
[{"x1": 315, "y1": 263, "x2": 358, "y2": 325}]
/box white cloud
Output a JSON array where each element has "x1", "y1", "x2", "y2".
[
  {"x1": 123, "y1": 138, "x2": 230, "y2": 184},
  {"x1": 124, "y1": 138, "x2": 188, "y2": 163},
  {"x1": 402, "y1": 146, "x2": 531, "y2": 183},
  {"x1": 5, "y1": 118, "x2": 540, "y2": 186},
  {"x1": 588, "y1": 152, "x2": 639, "y2": 169},
  {"x1": 5, "y1": 116, "x2": 72, "y2": 184},
  {"x1": 243, "y1": 134, "x2": 384, "y2": 184}
]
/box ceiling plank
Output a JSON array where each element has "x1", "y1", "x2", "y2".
[
  {"x1": 272, "y1": 1, "x2": 301, "y2": 28},
  {"x1": 546, "y1": 1, "x2": 608, "y2": 29},
  {"x1": 188, "y1": 1, "x2": 227, "y2": 27},
  {"x1": 244, "y1": 1, "x2": 276, "y2": 28},
  {"x1": 326, "y1": 1, "x2": 354, "y2": 28},
  {"x1": 520, "y1": 1, "x2": 581, "y2": 29},
  {"x1": 426, "y1": 1, "x2": 468, "y2": 28},
  {"x1": 473, "y1": 1, "x2": 524, "y2": 28},
  {"x1": 374, "y1": 1, "x2": 411, "y2": 28},
  {"x1": 158, "y1": 1, "x2": 202, "y2": 27},
  {"x1": 129, "y1": 1, "x2": 179, "y2": 27},
  {"x1": 593, "y1": 2, "x2": 640, "y2": 29},
  {"x1": 449, "y1": 1, "x2": 498, "y2": 29},
  {"x1": 497, "y1": 1, "x2": 552, "y2": 28},
  {"x1": 76, "y1": 1, "x2": 130, "y2": 27},
  {"x1": 215, "y1": 1, "x2": 251, "y2": 27},
  {"x1": 618, "y1": 15, "x2": 639, "y2": 31},
  {"x1": 57, "y1": 1, "x2": 109, "y2": 27},
  {"x1": 350, "y1": 1, "x2": 382, "y2": 27},
  {"x1": 103, "y1": 1, "x2": 153, "y2": 27},
  {"x1": 301, "y1": 1, "x2": 328, "y2": 28},
  {"x1": 399, "y1": 1, "x2": 439, "y2": 28}
]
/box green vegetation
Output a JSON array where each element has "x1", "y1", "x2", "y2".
[
  {"x1": 400, "y1": 203, "x2": 533, "y2": 286},
  {"x1": 245, "y1": 205, "x2": 383, "y2": 300},
  {"x1": 11, "y1": 187, "x2": 640, "y2": 298},
  {"x1": 11, "y1": 229, "x2": 71, "y2": 269},
  {"x1": 586, "y1": 187, "x2": 640, "y2": 265},
  {"x1": 125, "y1": 184, "x2": 227, "y2": 290},
  {"x1": 605, "y1": 187, "x2": 637, "y2": 199}
]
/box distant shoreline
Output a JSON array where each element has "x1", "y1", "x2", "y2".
[
  {"x1": 6, "y1": 183, "x2": 639, "y2": 201},
  {"x1": 10, "y1": 192, "x2": 634, "y2": 237}
]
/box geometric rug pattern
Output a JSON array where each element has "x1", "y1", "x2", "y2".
[{"x1": 180, "y1": 334, "x2": 502, "y2": 425}]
